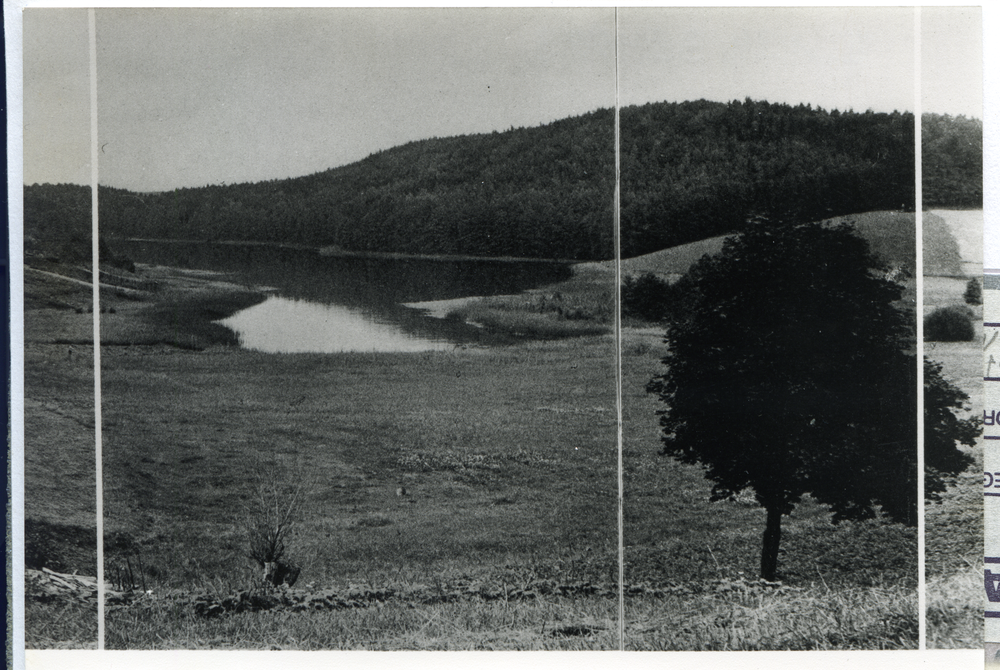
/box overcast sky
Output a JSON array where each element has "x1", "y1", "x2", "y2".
[
  {"x1": 22, "y1": 7, "x2": 983, "y2": 192},
  {"x1": 619, "y1": 8, "x2": 916, "y2": 114}
]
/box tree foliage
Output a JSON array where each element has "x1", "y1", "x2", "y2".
[
  {"x1": 923, "y1": 358, "x2": 978, "y2": 502},
  {"x1": 621, "y1": 99, "x2": 916, "y2": 256},
  {"x1": 95, "y1": 109, "x2": 616, "y2": 261},
  {"x1": 28, "y1": 102, "x2": 978, "y2": 263},
  {"x1": 647, "y1": 220, "x2": 918, "y2": 580},
  {"x1": 964, "y1": 277, "x2": 983, "y2": 306},
  {"x1": 621, "y1": 273, "x2": 677, "y2": 323},
  {"x1": 924, "y1": 305, "x2": 976, "y2": 342},
  {"x1": 23, "y1": 183, "x2": 91, "y2": 264},
  {"x1": 923, "y1": 113, "x2": 982, "y2": 209}
]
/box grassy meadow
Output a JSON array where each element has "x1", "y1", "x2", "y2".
[
  {"x1": 921, "y1": 209, "x2": 983, "y2": 649},
  {"x1": 23, "y1": 266, "x2": 100, "y2": 648},
  {"x1": 24, "y1": 210, "x2": 958, "y2": 650},
  {"x1": 93, "y1": 260, "x2": 620, "y2": 649}
]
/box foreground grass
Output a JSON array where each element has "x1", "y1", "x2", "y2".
[
  {"x1": 626, "y1": 582, "x2": 916, "y2": 650},
  {"x1": 923, "y1": 263, "x2": 982, "y2": 649},
  {"x1": 927, "y1": 566, "x2": 982, "y2": 649},
  {"x1": 24, "y1": 599, "x2": 98, "y2": 650},
  {"x1": 107, "y1": 593, "x2": 618, "y2": 650},
  {"x1": 23, "y1": 266, "x2": 99, "y2": 649}
]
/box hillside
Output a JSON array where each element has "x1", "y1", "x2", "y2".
[
  {"x1": 619, "y1": 100, "x2": 915, "y2": 256},
  {"x1": 97, "y1": 109, "x2": 616, "y2": 261},
  {"x1": 592, "y1": 210, "x2": 915, "y2": 282},
  {"x1": 26, "y1": 100, "x2": 979, "y2": 262}
]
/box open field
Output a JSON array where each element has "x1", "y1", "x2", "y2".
[
  {"x1": 89, "y1": 262, "x2": 619, "y2": 649},
  {"x1": 24, "y1": 210, "x2": 938, "y2": 649}
]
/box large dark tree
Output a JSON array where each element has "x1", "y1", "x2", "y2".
[
  {"x1": 924, "y1": 358, "x2": 978, "y2": 501},
  {"x1": 647, "y1": 220, "x2": 922, "y2": 581}
]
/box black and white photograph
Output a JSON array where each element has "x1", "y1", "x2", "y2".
[
  {"x1": 23, "y1": 7, "x2": 622, "y2": 650},
  {"x1": 9, "y1": 1, "x2": 989, "y2": 664}
]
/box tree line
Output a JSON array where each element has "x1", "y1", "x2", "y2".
[
  {"x1": 922, "y1": 113, "x2": 982, "y2": 209},
  {"x1": 26, "y1": 101, "x2": 979, "y2": 262}
]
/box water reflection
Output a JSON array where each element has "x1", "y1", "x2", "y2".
[{"x1": 218, "y1": 296, "x2": 452, "y2": 353}]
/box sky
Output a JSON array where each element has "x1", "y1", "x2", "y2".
[
  {"x1": 21, "y1": 6, "x2": 984, "y2": 192},
  {"x1": 619, "y1": 7, "x2": 919, "y2": 115},
  {"x1": 22, "y1": 8, "x2": 92, "y2": 189},
  {"x1": 922, "y1": 6, "x2": 983, "y2": 119}
]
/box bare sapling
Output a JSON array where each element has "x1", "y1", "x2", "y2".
[{"x1": 239, "y1": 455, "x2": 304, "y2": 588}]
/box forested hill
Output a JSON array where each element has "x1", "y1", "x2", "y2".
[
  {"x1": 620, "y1": 99, "x2": 914, "y2": 256},
  {"x1": 28, "y1": 101, "x2": 978, "y2": 262},
  {"x1": 922, "y1": 113, "x2": 982, "y2": 209},
  {"x1": 98, "y1": 109, "x2": 616, "y2": 261}
]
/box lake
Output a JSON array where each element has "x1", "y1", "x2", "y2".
[{"x1": 117, "y1": 240, "x2": 573, "y2": 352}]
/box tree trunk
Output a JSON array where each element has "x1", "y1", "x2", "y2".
[{"x1": 760, "y1": 504, "x2": 782, "y2": 581}]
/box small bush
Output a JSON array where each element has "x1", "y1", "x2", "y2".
[
  {"x1": 963, "y1": 278, "x2": 982, "y2": 306},
  {"x1": 238, "y1": 456, "x2": 303, "y2": 580},
  {"x1": 924, "y1": 305, "x2": 976, "y2": 342},
  {"x1": 621, "y1": 273, "x2": 675, "y2": 323}
]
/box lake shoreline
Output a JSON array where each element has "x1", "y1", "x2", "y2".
[{"x1": 116, "y1": 236, "x2": 589, "y2": 265}]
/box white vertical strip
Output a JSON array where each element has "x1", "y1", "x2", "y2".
[
  {"x1": 614, "y1": 6, "x2": 624, "y2": 652},
  {"x1": 7, "y1": 2, "x2": 25, "y2": 667},
  {"x1": 914, "y1": 4, "x2": 926, "y2": 653},
  {"x1": 88, "y1": 7, "x2": 104, "y2": 651}
]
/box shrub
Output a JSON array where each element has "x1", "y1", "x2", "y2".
[
  {"x1": 924, "y1": 305, "x2": 975, "y2": 342},
  {"x1": 238, "y1": 456, "x2": 303, "y2": 584},
  {"x1": 963, "y1": 278, "x2": 982, "y2": 306},
  {"x1": 621, "y1": 273, "x2": 675, "y2": 323}
]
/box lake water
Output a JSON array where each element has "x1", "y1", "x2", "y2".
[
  {"x1": 217, "y1": 296, "x2": 454, "y2": 353},
  {"x1": 118, "y1": 240, "x2": 572, "y2": 352}
]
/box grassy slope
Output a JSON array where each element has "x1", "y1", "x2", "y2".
[
  {"x1": 582, "y1": 210, "x2": 916, "y2": 281},
  {"x1": 924, "y1": 212, "x2": 965, "y2": 276}
]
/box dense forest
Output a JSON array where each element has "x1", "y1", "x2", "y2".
[
  {"x1": 97, "y1": 109, "x2": 616, "y2": 261},
  {"x1": 24, "y1": 101, "x2": 980, "y2": 262},
  {"x1": 619, "y1": 100, "x2": 915, "y2": 255},
  {"x1": 922, "y1": 113, "x2": 982, "y2": 209}
]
